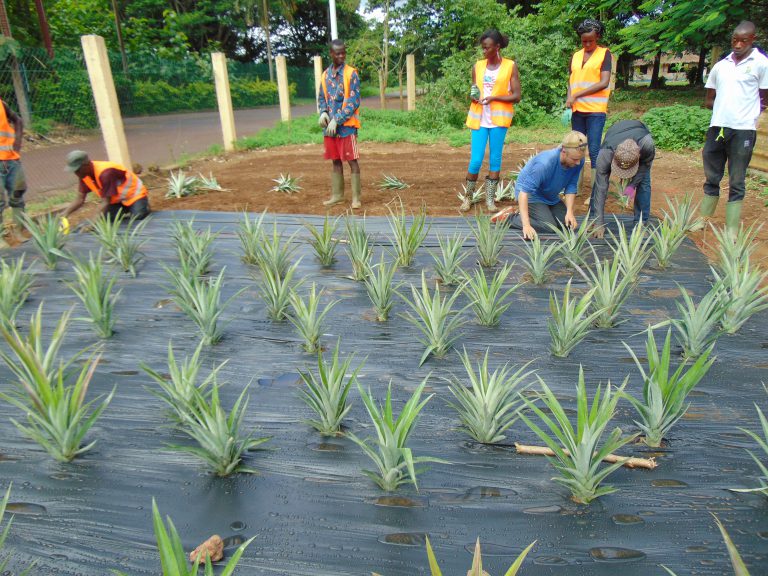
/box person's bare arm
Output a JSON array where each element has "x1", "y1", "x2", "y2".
[
  {"x1": 760, "y1": 88, "x2": 767, "y2": 113},
  {"x1": 517, "y1": 192, "x2": 536, "y2": 240},
  {"x1": 704, "y1": 88, "x2": 716, "y2": 110},
  {"x1": 62, "y1": 192, "x2": 86, "y2": 217}
]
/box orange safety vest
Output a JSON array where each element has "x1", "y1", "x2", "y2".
[
  {"x1": 322, "y1": 64, "x2": 361, "y2": 128},
  {"x1": 83, "y1": 161, "x2": 148, "y2": 206},
  {"x1": 569, "y1": 46, "x2": 611, "y2": 114},
  {"x1": 466, "y1": 58, "x2": 516, "y2": 130},
  {"x1": 0, "y1": 101, "x2": 20, "y2": 161}
]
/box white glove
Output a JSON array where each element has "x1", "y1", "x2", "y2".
[
  {"x1": 318, "y1": 112, "x2": 330, "y2": 128},
  {"x1": 326, "y1": 119, "x2": 338, "y2": 137}
]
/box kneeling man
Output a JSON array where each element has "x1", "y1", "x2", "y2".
[{"x1": 503, "y1": 131, "x2": 586, "y2": 239}]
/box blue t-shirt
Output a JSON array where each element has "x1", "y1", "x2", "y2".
[{"x1": 513, "y1": 147, "x2": 584, "y2": 205}]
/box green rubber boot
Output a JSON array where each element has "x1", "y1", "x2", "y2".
[
  {"x1": 351, "y1": 172, "x2": 362, "y2": 209},
  {"x1": 689, "y1": 194, "x2": 719, "y2": 232},
  {"x1": 10, "y1": 206, "x2": 26, "y2": 242},
  {"x1": 323, "y1": 172, "x2": 345, "y2": 207},
  {"x1": 725, "y1": 200, "x2": 743, "y2": 237}
]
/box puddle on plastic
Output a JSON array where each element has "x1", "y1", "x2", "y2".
[
  {"x1": 523, "y1": 505, "x2": 563, "y2": 515},
  {"x1": 686, "y1": 545, "x2": 709, "y2": 553},
  {"x1": 222, "y1": 535, "x2": 248, "y2": 549},
  {"x1": 534, "y1": 555, "x2": 570, "y2": 565},
  {"x1": 379, "y1": 533, "x2": 426, "y2": 546},
  {"x1": 463, "y1": 542, "x2": 525, "y2": 557},
  {"x1": 7, "y1": 502, "x2": 47, "y2": 515},
  {"x1": 611, "y1": 514, "x2": 644, "y2": 525},
  {"x1": 369, "y1": 496, "x2": 427, "y2": 508},
  {"x1": 110, "y1": 370, "x2": 139, "y2": 376},
  {"x1": 589, "y1": 547, "x2": 646, "y2": 562},
  {"x1": 651, "y1": 479, "x2": 689, "y2": 488},
  {"x1": 308, "y1": 442, "x2": 345, "y2": 452},
  {"x1": 229, "y1": 521, "x2": 246, "y2": 531}
]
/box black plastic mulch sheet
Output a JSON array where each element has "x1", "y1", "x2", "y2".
[{"x1": 0, "y1": 211, "x2": 767, "y2": 576}]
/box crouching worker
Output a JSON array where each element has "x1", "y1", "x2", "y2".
[
  {"x1": 589, "y1": 119, "x2": 655, "y2": 238},
  {"x1": 493, "y1": 131, "x2": 586, "y2": 239},
  {"x1": 61, "y1": 150, "x2": 150, "y2": 221}
]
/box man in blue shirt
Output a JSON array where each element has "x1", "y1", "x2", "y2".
[
  {"x1": 318, "y1": 39, "x2": 363, "y2": 208},
  {"x1": 502, "y1": 131, "x2": 586, "y2": 239}
]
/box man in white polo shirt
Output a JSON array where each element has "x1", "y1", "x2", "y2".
[{"x1": 693, "y1": 21, "x2": 768, "y2": 234}]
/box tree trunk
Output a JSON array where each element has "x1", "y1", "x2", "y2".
[
  {"x1": 110, "y1": 0, "x2": 128, "y2": 74},
  {"x1": 380, "y1": 0, "x2": 389, "y2": 110},
  {"x1": 378, "y1": 69, "x2": 385, "y2": 110},
  {"x1": 649, "y1": 50, "x2": 662, "y2": 88},
  {"x1": 616, "y1": 52, "x2": 632, "y2": 88},
  {"x1": 695, "y1": 45, "x2": 706, "y2": 86},
  {"x1": 0, "y1": 0, "x2": 31, "y2": 125},
  {"x1": 262, "y1": 0, "x2": 274, "y2": 82}
]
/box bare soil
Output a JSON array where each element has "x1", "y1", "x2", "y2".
[{"x1": 54, "y1": 141, "x2": 768, "y2": 264}]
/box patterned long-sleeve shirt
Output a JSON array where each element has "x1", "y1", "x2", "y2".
[{"x1": 317, "y1": 64, "x2": 361, "y2": 138}]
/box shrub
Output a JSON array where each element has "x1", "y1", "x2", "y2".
[{"x1": 641, "y1": 105, "x2": 712, "y2": 150}]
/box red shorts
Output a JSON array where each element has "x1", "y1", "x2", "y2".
[{"x1": 324, "y1": 135, "x2": 359, "y2": 161}]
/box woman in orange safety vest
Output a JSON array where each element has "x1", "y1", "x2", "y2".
[
  {"x1": 565, "y1": 19, "x2": 613, "y2": 203},
  {"x1": 460, "y1": 29, "x2": 521, "y2": 213}
]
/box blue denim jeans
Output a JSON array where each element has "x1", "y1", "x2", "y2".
[
  {"x1": 467, "y1": 126, "x2": 508, "y2": 174},
  {"x1": 0, "y1": 159, "x2": 24, "y2": 212},
  {"x1": 702, "y1": 126, "x2": 756, "y2": 203},
  {"x1": 571, "y1": 112, "x2": 606, "y2": 168},
  {"x1": 632, "y1": 169, "x2": 652, "y2": 226}
]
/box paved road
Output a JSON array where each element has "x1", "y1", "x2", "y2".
[{"x1": 22, "y1": 101, "x2": 321, "y2": 199}]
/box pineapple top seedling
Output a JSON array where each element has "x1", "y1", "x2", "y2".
[
  {"x1": 270, "y1": 174, "x2": 303, "y2": 194},
  {"x1": 379, "y1": 174, "x2": 410, "y2": 191}
]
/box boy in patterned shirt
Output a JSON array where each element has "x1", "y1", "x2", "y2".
[{"x1": 318, "y1": 39, "x2": 362, "y2": 208}]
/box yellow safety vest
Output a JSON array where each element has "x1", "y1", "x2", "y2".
[
  {"x1": 466, "y1": 58, "x2": 516, "y2": 130},
  {"x1": 569, "y1": 46, "x2": 611, "y2": 114},
  {"x1": 322, "y1": 65, "x2": 361, "y2": 128},
  {"x1": 83, "y1": 161, "x2": 148, "y2": 206},
  {"x1": 0, "y1": 101, "x2": 19, "y2": 161}
]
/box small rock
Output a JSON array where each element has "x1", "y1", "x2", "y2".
[{"x1": 189, "y1": 534, "x2": 224, "y2": 564}]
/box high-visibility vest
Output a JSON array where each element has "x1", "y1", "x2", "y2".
[
  {"x1": 0, "y1": 101, "x2": 20, "y2": 161},
  {"x1": 83, "y1": 161, "x2": 148, "y2": 206},
  {"x1": 569, "y1": 47, "x2": 611, "y2": 114},
  {"x1": 466, "y1": 58, "x2": 516, "y2": 130},
  {"x1": 322, "y1": 64, "x2": 361, "y2": 128}
]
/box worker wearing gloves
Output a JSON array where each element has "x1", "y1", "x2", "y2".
[
  {"x1": 588, "y1": 119, "x2": 655, "y2": 238},
  {"x1": 318, "y1": 38, "x2": 362, "y2": 209},
  {"x1": 61, "y1": 150, "x2": 150, "y2": 222}
]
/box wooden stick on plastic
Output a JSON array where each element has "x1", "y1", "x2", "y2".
[{"x1": 514, "y1": 443, "x2": 658, "y2": 470}]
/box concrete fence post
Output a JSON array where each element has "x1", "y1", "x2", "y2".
[
  {"x1": 211, "y1": 52, "x2": 237, "y2": 152},
  {"x1": 313, "y1": 55, "x2": 323, "y2": 113},
  {"x1": 406, "y1": 54, "x2": 416, "y2": 111},
  {"x1": 276, "y1": 55, "x2": 291, "y2": 122},
  {"x1": 81, "y1": 35, "x2": 131, "y2": 167}
]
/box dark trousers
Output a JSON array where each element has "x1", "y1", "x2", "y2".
[
  {"x1": 571, "y1": 112, "x2": 606, "y2": 167},
  {"x1": 510, "y1": 200, "x2": 568, "y2": 233},
  {"x1": 106, "y1": 196, "x2": 150, "y2": 221},
  {"x1": 702, "y1": 126, "x2": 756, "y2": 203},
  {"x1": 589, "y1": 148, "x2": 652, "y2": 227}
]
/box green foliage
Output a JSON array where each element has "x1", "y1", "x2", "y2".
[
  {"x1": 624, "y1": 328, "x2": 714, "y2": 447},
  {"x1": 364, "y1": 255, "x2": 402, "y2": 322},
  {"x1": 641, "y1": 105, "x2": 712, "y2": 150},
  {"x1": 171, "y1": 220, "x2": 218, "y2": 277},
  {"x1": 289, "y1": 283, "x2": 338, "y2": 354},
  {"x1": 578, "y1": 250, "x2": 636, "y2": 329},
  {"x1": 238, "y1": 210, "x2": 266, "y2": 265},
  {"x1": 256, "y1": 259, "x2": 303, "y2": 321},
  {"x1": 0, "y1": 483, "x2": 33, "y2": 575},
  {"x1": 166, "y1": 268, "x2": 244, "y2": 345},
  {"x1": 298, "y1": 339, "x2": 363, "y2": 436},
  {"x1": 0, "y1": 256, "x2": 33, "y2": 329},
  {"x1": 169, "y1": 383, "x2": 269, "y2": 476},
  {"x1": 429, "y1": 233, "x2": 469, "y2": 287},
  {"x1": 463, "y1": 263, "x2": 521, "y2": 327},
  {"x1": 447, "y1": 348, "x2": 534, "y2": 444},
  {"x1": 254, "y1": 223, "x2": 299, "y2": 279},
  {"x1": 663, "y1": 515, "x2": 752, "y2": 576},
  {"x1": 345, "y1": 216, "x2": 373, "y2": 281},
  {"x1": 713, "y1": 262, "x2": 768, "y2": 335},
  {"x1": 607, "y1": 220, "x2": 653, "y2": 283},
  {"x1": 733, "y1": 384, "x2": 768, "y2": 498},
  {"x1": 469, "y1": 215, "x2": 508, "y2": 268},
  {"x1": 141, "y1": 341, "x2": 219, "y2": 426},
  {"x1": 387, "y1": 199, "x2": 430, "y2": 267},
  {"x1": 520, "y1": 367, "x2": 634, "y2": 504},
  {"x1": 146, "y1": 499, "x2": 255, "y2": 575},
  {"x1": 305, "y1": 215, "x2": 340, "y2": 267},
  {"x1": 33, "y1": 70, "x2": 97, "y2": 128},
  {"x1": 68, "y1": 251, "x2": 121, "y2": 339},
  {"x1": 349, "y1": 378, "x2": 446, "y2": 491},
  {"x1": 518, "y1": 233, "x2": 561, "y2": 285},
  {"x1": 548, "y1": 280, "x2": 601, "y2": 358},
  {"x1": 667, "y1": 283, "x2": 726, "y2": 360},
  {"x1": 0, "y1": 305, "x2": 114, "y2": 462},
  {"x1": 424, "y1": 536, "x2": 536, "y2": 576},
  {"x1": 400, "y1": 272, "x2": 467, "y2": 366},
  {"x1": 91, "y1": 214, "x2": 148, "y2": 277},
  {"x1": 21, "y1": 213, "x2": 68, "y2": 270}
]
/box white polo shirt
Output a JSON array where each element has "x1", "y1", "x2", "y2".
[{"x1": 706, "y1": 49, "x2": 768, "y2": 130}]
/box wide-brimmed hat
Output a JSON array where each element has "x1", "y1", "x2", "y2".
[
  {"x1": 65, "y1": 150, "x2": 90, "y2": 172},
  {"x1": 561, "y1": 130, "x2": 587, "y2": 155},
  {"x1": 611, "y1": 139, "x2": 641, "y2": 180}
]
